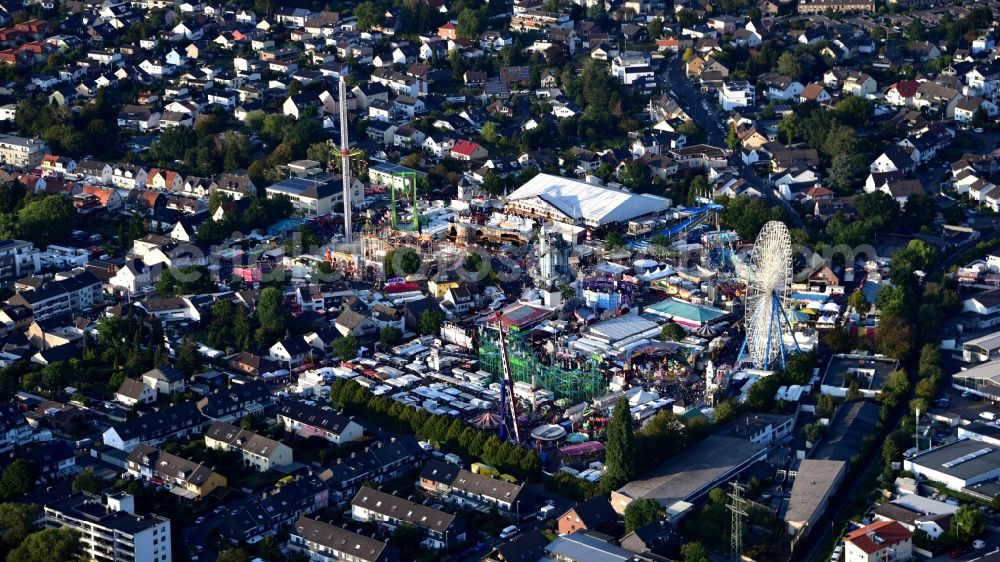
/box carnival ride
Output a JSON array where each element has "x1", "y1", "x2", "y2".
[
  {"x1": 388, "y1": 170, "x2": 421, "y2": 232},
  {"x1": 338, "y1": 76, "x2": 364, "y2": 244},
  {"x1": 701, "y1": 230, "x2": 740, "y2": 276},
  {"x1": 629, "y1": 202, "x2": 725, "y2": 251},
  {"x1": 736, "y1": 221, "x2": 800, "y2": 370},
  {"x1": 478, "y1": 324, "x2": 607, "y2": 407}
]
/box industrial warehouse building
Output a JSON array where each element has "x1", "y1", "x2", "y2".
[
  {"x1": 783, "y1": 459, "x2": 847, "y2": 537},
  {"x1": 904, "y1": 439, "x2": 1000, "y2": 500},
  {"x1": 610, "y1": 434, "x2": 767, "y2": 515},
  {"x1": 953, "y1": 359, "x2": 1000, "y2": 402}
]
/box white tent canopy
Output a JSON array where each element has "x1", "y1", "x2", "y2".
[{"x1": 506, "y1": 173, "x2": 671, "y2": 227}]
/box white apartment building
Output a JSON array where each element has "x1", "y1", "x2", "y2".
[
  {"x1": 44, "y1": 492, "x2": 172, "y2": 562},
  {"x1": 720, "y1": 81, "x2": 756, "y2": 110},
  {"x1": 0, "y1": 239, "x2": 41, "y2": 280}
]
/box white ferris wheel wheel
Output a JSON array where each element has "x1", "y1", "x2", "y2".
[{"x1": 741, "y1": 220, "x2": 795, "y2": 370}]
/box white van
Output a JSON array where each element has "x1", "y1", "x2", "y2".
[
  {"x1": 537, "y1": 505, "x2": 556, "y2": 521},
  {"x1": 500, "y1": 525, "x2": 518, "y2": 540},
  {"x1": 979, "y1": 412, "x2": 997, "y2": 421}
]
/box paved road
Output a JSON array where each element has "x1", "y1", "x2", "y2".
[
  {"x1": 926, "y1": 540, "x2": 1000, "y2": 562},
  {"x1": 662, "y1": 58, "x2": 804, "y2": 228}
]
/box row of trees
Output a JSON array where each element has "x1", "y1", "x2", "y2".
[{"x1": 329, "y1": 379, "x2": 542, "y2": 478}]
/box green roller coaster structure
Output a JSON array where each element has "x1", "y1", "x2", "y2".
[{"x1": 478, "y1": 327, "x2": 607, "y2": 402}]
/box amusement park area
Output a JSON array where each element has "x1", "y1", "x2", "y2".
[{"x1": 284, "y1": 169, "x2": 893, "y2": 535}]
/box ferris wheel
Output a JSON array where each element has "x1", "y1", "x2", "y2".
[{"x1": 737, "y1": 221, "x2": 799, "y2": 370}]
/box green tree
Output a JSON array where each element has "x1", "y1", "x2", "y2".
[
  {"x1": 848, "y1": 291, "x2": 869, "y2": 314},
  {"x1": 661, "y1": 322, "x2": 686, "y2": 342},
  {"x1": 602, "y1": 399, "x2": 635, "y2": 492},
  {"x1": 856, "y1": 190, "x2": 901, "y2": 230},
  {"x1": 419, "y1": 309, "x2": 444, "y2": 336},
  {"x1": 952, "y1": 505, "x2": 984, "y2": 544},
  {"x1": 816, "y1": 394, "x2": 837, "y2": 418},
  {"x1": 648, "y1": 17, "x2": 663, "y2": 39},
  {"x1": 257, "y1": 286, "x2": 287, "y2": 336},
  {"x1": 174, "y1": 336, "x2": 201, "y2": 376},
  {"x1": 391, "y1": 523, "x2": 422, "y2": 552},
  {"x1": 725, "y1": 124, "x2": 740, "y2": 150},
  {"x1": 221, "y1": 131, "x2": 252, "y2": 172},
  {"x1": 7, "y1": 527, "x2": 79, "y2": 562},
  {"x1": 71, "y1": 467, "x2": 104, "y2": 495},
  {"x1": 379, "y1": 326, "x2": 403, "y2": 347},
  {"x1": 890, "y1": 239, "x2": 937, "y2": 287},
  {"x1": 876, "y1": 314, "x2": 913, "y2": 361},
  {"x1": 720, "y1": 196, "x2": 786, "y2": 239},
  {"x1": 903, "y1": 193, "x2": 936, "y2": 228},
  {"x1": 604, "y1": 231, "x2": 625, "y2": 251},
  {"x1": 619, "y1": 160, "x2": 652, "y2": 191},
  {"x1": 333, "y1": 334, "x2": 359, "y2": 362},
  {"x1": 0, "y1": 460, "x2": 35, "y2": 500},
  {"x1": 482, "y1": 121, "x2": 497, "y2": 143},
  {"x1": 828, "y1": 154, "x2": 865, "y2": 193},
  {"x1": 624, "y1": 498, "x2": 663, "y2": 533},
  {"x1": 884, "y1": 369, "x2": 911, "y2": 396},
  {"x1": 456, "y1": 7, "x2": 484, "y2": 38},
  {"x1": 972, "y1": 106, "x2": 989, "y2": 128},
  {"x1": 17, "y1": 196, "x2": 74, "y2": 248},
  {"x1": 215, "y1": 548, "x2": 251, "y2": 562},
  {"x1": 777, "y1": 51, "x2": 801, "y2": 78},
  {"x1": 834, "y1": 96, "x2": 874, "y2": 124},
  {"x1": 681, "y1": 542, "x2": 709, "y2": 562},
  {"x1": 354, "y1": 1, "x2": 380, "y2": 30},
  {"x1": 0, "y1": 503, "x2": 39, "y2": 553}
]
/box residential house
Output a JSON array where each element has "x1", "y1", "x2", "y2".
[
  {"x1": 290, "y1": 517, "x2": 398, "y2": 562},
  {"x1": 843, "y1": 521, "x2": 913, "y2": 562},
  {"x1": 141, "y1": 366, "x2": 186, "y2": 395},
  {"x1": 126, "y1": 444, "x2": 226, "y2": 498},
  {"x1": 451, "y1": 139, "x2": 488, "y2": 161},
  {"x1": 269, "y1": 335, "x2": 314, "y2": 368},
  {"x1": 277, "y1": 400, "x2": 364, "y2": 445},
  {"x1": 557, "y1": 496, "x2": 618, "y2": 535},
  {"x1": 351, "y1": 487, "x2": 465, "y2": 549},
  {"x1": 102, "y1": 401, "x2": 203, "y2": 451},
  {"x1": 115, "y1": 378, "x2": 156, "y2": 407},
  {"x1": 204, "y1": 421, "x2": 293, "y2": 471}
]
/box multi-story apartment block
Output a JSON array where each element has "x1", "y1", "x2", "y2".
[
  {"x1": 44, "y1": 492, "x2": 172, "y2": 562},
  {"x1": 7, "y1": 269, "x2": 102, "y2": 321},
  {"x1": 0, "y1": 239, "x2": 41, "y2": 280},
  {"x1": 0, "y1": 134, "x2": 47, "y2": 168}
]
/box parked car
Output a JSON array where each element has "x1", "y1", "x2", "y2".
[{"x1": 499, "y1": 525, "x2": 518, "y2": 540}]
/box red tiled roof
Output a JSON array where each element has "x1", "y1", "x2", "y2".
[
  {"x1": 451, "y1": 139, "x2": 481, "y2": 156},
  {"x1": 845, "y1": 521, "x2": 913, "y2": 555},
  {"x1": 891, "y1": 80, "x2": 920, "y2": 98}
]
